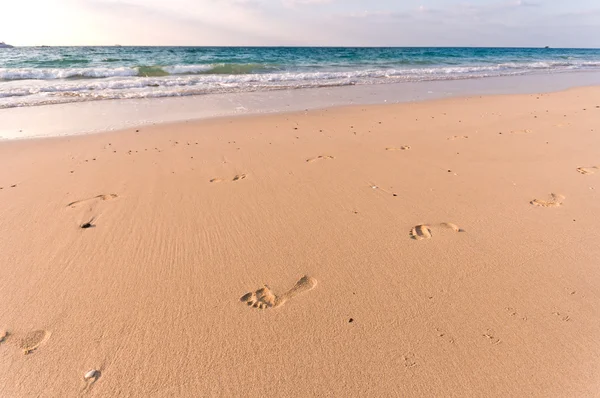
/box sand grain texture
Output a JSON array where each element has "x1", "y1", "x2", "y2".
[{"x1": 1, "y1": 87, "x2": 600, "y2": 397}]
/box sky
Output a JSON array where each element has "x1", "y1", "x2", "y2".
[{"x1": 1, "y1": 0, "x2": 599, "y2": 47}]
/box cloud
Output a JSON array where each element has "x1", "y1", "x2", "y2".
[
  {"x1": 3, "y1": 0, "x2": 599, "y2": 47},
  {"x1": 281, "y1": 0, "x2": 334, "y2": 8},
  {"x1": 340, "y1": 10, "x2": 408, "y2": 20},
  {"x1": 284, "y1": 0, "x2": 332, "y2": 4}
]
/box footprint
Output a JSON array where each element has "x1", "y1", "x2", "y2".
[
  {"x1": 210, "y1": 174, "x2": 247, "y2": 183},
  {"x1": 410, "y1": 225, "x2": 432, "y2": 240},
  {"x1": 240, "y1": 275, "x2": 317, "y2": 310},
  {"x1": 552, "y1": 311, "x2": 571, "y2": 322},
  {"x1": 447, "y1": 135, "x2": 469, "y2": 140},
  {"x1": 20, "y1": 330, "x2": 51, "y2": 355},
  {"x1": 67, "y1": 195, "x2": 117, "y2": 229},
  {"x1": 483, "y1": 329, "x2": 501, "y2": 345},
  {"x1": 410, "y1": 223, "x2": 464, "y2": 240},
  {"x1": 506, "y1": 307, "x2": 527, "y2": 321},
  {"x1": 530, "y1": 193, "x2": 564, "y2": 208},
  {"x1": 306, "y1": 155, "x2": 334, "y2": 163},
  {"x1": 403, "y1": 352, "x2": 418, "y2": 368},
  {"x1": 435, "y1": 328, "x2": 456, "y2": 344},
  {"x1": 510, "y1": 129, "x2": 533, "y2": 134},
  {"x1": 386, "y1": 146, "x2": 411, "y2": 151},
  {"x1": 576, "y1": 166, "x2": 598, "y2": 175},
  {"x1": 67, "y1": 194, "x2": 118, "y2": 208},
  {"x1": 439, "y1": 222, "x2": 463, "y2": 232}
]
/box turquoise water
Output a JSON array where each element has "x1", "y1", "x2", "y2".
[{"x1": 1, "y1": 47, "x2": 600, "y2": 108}]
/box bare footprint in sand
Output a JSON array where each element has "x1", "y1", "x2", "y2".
[
  {"x1": 210, "y1": 174, "x2": 247, "y2": 183},
  {"x1": 306, "y1": 155, "x2": 334, "y2": 163},
  {"x1": 67, "y1": 194, "x2": 118, "y2": 229},
  {"x1": 576, "y1": 166, "x2": 599, "y2": 175},
  {"x1": 510, "y1": 129, "x2": 533, "y2": 134},
  {"x1": 240, "y1": 275, "x2": 317, "y2": 310},
  {"x1": 483, "y1": 329, "x2": 501, "y2": 345},
  {"x1": 67, "y1": 194, "x2": 118, "y2": 208},
  {"x1": 20, "y1": 330, "x2": 51, "y2": 355},
  {"x1": 386, "y1": 146, "x2": 411, "y2": 151},
  {"x1": 530, "y1": 193, "x2": 564, "y2": 208},
  {"x1": 410, "y1": 225, "x2": 432, "y2": 240},
  {"x1": 410, "y1": 222, "x2": 464, "y2": 240}
]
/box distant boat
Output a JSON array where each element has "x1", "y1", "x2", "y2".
[
  {"x1": 545, "y1": 46, "x2": 550, "y2": 49},
  {"x1": 114, "y1": 44, "x2": 122, "y2": 47},
  {"x1": 0, "y1": 41, "x2": 14, "y2": 48}
]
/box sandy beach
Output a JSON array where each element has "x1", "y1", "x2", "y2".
[{"x1": 1, "y1": 87, "x2": 599, "y2": 396}]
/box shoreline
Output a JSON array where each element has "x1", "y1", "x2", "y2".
[
  {"x1": 0, "y1": 82, "x2": 594, "y2": 146},
  {"x1": 0, "y1": 84, "x2": 593, "y2": 147},
  {"x1": 2, "y1": 70, "x2": 600, "y2": 140}
]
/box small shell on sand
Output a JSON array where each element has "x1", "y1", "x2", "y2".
[{"x1": 84, "y1": 369, "x2": 98, "y2": 380}]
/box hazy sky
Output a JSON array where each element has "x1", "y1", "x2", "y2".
[{"x1": 1, "y1": 0, "x2": 599, "y2": 47}]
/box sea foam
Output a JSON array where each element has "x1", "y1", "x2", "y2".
[{"x1": 2, "y1": 46, "x2": 600, "y2": 108}]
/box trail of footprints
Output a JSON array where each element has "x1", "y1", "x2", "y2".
[{"x1": 8, "y1": 114, "x2": 592, "y2": 387}]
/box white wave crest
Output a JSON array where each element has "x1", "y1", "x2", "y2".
[
  {"x1": 163, "y1": 64, "x2": 214, "y2": 74},
  {"x1": 2, "y1": 59, "x2": 600, "y2": 109},
  {"x1": 0, "y1": 67, "x2": 138, "y2": 80}
]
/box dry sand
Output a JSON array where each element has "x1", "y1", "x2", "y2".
[{"x1": 1, "y1": 87, "x2": 599, "y2": 397}]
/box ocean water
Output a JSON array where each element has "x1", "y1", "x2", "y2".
[{"x1": 1, "y1": 46, "x2": 600, "y2": 109}]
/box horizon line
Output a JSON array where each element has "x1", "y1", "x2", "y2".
[{"x1": 3, "y1": 45, "x2": 600, "y2": 50}]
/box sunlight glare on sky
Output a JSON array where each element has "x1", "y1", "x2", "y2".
[{"x1": 1, "y1": 0, "x2": 599, "y2": 47}]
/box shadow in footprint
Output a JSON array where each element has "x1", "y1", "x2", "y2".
[{"x1": 80, "y1": 219, "x2": 96, "y2": 229}]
